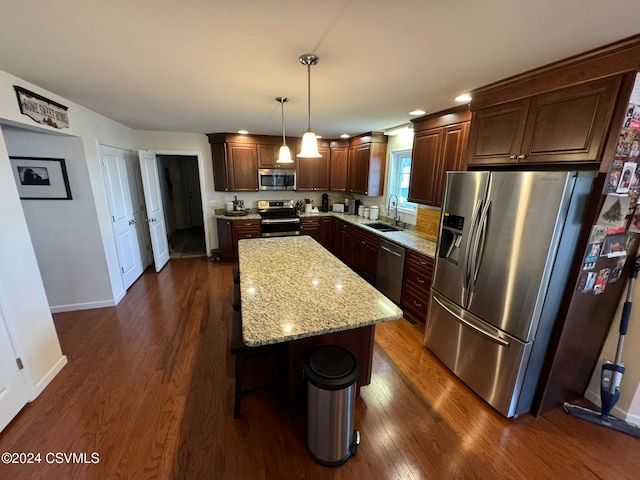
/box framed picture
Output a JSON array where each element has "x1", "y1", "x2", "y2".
[{"x1": 9, "y1": 157, "x2": 72, "y2": 200}]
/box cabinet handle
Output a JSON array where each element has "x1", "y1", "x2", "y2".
[
  {"x1": 517, "y1": 154, "x2": 526, "y2": 160},
  {"x1": 417, "y1": 277, "x2": 425, "y2": 284},
  {"x1": 509, "y1": 155, "x2": 516, "y2": 160},
  {"x1": 361, "y1": 240, "x2": 366, "y2": 245},
  {"x1": 413, "y1": 301, "x2": 422, "y2": 307},
  {"x1": 419, "y1": 260, "x2": 427, "y2": 265}
]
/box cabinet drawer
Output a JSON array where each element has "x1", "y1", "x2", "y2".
[
  {"x1": 404, "y1": 263, "x2": 432, "y2": 291},
  {"x1": 401, "y1": 284, "x2": 430, "y2": 319},
  {"x1": 300, "y1": 218, "x2": 320, "y2": 227},
  {"x1": 406, "y1": 250, "x2": 434, "y2": 271},
  {"x1": 233, "y1": 220, "x2": 261, "y2": 231}
]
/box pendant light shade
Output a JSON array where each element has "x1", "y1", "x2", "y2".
[
  {"x1": 275, "y1": 97, "x2": 294, "y2": 164},
  {"x1": 297, "y1": 54, "x2": 322, "y2": 158}
]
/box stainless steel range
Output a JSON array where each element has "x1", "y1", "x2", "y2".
[{"x1": 258, "y1": 200, "x2": 301, "y2": 237}]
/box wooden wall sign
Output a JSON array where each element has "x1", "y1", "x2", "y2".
[{"x1": 13, "y1": 86, "x2": 69, "y2": 129}]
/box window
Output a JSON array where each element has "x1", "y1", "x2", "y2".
[{"x1": 388, "y1": 150, "x2": 416, "y2": 213}]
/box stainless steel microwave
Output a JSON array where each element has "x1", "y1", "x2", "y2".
[{"x1": 258, "y1": 169, "x2": 296, "y2": 191}]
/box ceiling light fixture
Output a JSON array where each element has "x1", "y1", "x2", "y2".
[
  {"x1": 340, "y1": 133, "x2": 350, "y2": 139},
  {"x1": 238, "y1": 129, "x2": 248, "y2": 134},
  {"x1": 275, "y1": 97, "x2": 293, "y2": 164},
  {"x1": 455, "y1": 94, "x2": 472, "y2": 103},
  {"x1": 297, "y1": 54, "x2": 322, "y2": 158},
  {"x1": 409, "y1": 109, "x2": 426, "y2": 116}
]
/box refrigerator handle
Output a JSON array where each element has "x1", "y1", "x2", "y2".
[
  {"x1": 463, "y1": 200, "x2": 483, "y2": 306},
  {"x1": 470, "y1": 201, "x2": 491, "y2": 296},
  {"x1": 433, "y1": 295, "x2": 510, "y2": 347}
]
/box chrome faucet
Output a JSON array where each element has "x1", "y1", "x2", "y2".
[{"x1": 387, "y1": 194, "x2": 400, "y2": 226}]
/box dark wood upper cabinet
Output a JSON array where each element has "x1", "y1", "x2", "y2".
[
  {"x1": 466, "y1": 100, "x2": 528, "y2": 165},
  {"x1": 468, "y1": 76, "x2": 621, "y2": 166},
  {"x1": 296, "y1": 145, "x2": 330, "y2": 191},
  {"x1": 329, "y1": 145, "x2": 349, "y2": 191},
  {"x1": 408, "y1": 129, "x2": 441, "y2": 206},
  {"x1": 408, "y1": 106, "x2": 471, "y2": 207},
  {"x1": 347, "y1": 133, "x2": 388, "y2": 196},
  {"x1": 227, "y1": 144, "x2": 258, "y2": 191},
  {"x1": 257, "y1": 144, "x2": 278, "y2": 168}
]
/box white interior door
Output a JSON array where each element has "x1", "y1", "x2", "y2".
[
  {"x1": 101, "y1": 146, "x2": 144, "y2": 290},
  {"x1": 138, "y1": 150, "x2": 170, "y2": 272},
  {"x1": 0, "y1": 305, "x2": 29, "y2": 433},
  {"x1": 124, "y1": 152, "x2": 153, "y2": 269}
]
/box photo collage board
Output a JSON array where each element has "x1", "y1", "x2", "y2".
[{"x1": 577, "y1": 101, "x2": 640, "y2": 295}]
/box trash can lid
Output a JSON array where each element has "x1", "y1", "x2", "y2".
[{"x1": 304, "y1": 345, "x2": 359, "y2": 390}]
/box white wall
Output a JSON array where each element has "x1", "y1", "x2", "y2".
[
  {"x1": 2, "y1": 126, "x2": 113, "y2": 311},
  {"x1": 0, "y1": 132, "x2": 66, "y2": 399}
]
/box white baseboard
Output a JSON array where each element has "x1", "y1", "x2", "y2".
[
  {"x1": 30, "y1": 355, "x2": 68, "y2": 400},
  {"x1": 49, "y1": 299, "x2": 116, "y2": 313},
  {"x1": 585, "y1": 386, "x2": 640, "y2": 425}
]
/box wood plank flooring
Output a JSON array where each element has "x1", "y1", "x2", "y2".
[{"x1": 0, "y1": 257, "x2": 638, "y2": 479}]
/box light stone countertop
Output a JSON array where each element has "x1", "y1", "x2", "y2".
[
  {"x1": 238, "y1": 235, "x2": 404, "y2": 346},
  {"x1": 215, "y1": 211, "x2": 438, "y2": 258}
]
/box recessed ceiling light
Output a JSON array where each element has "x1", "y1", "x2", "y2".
[
  {"x1": 455, "y1": 94, "x2": 472, "y2": 103},
  {"x1": 238, "y1": 129, "x2": 248, "y2": 134},
  {"x1": 409, "y1": 109, "x2": 426, "y2": 116},
  {"x1": 340, "y1": 133, "x2": 350, "y2": 138},
  {"x1": 315, "y1": 135, "x2": 322, "y2": 139}
]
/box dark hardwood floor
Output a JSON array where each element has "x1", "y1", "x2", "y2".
[{"x1": 1, "y1": 257, "x2": 638, "y2": 479}]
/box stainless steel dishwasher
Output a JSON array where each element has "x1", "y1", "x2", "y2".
[{"x1": 376, "y1": 238, "x2": 406, "y2": 304}]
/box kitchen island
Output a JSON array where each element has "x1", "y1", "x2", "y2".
[{"x1": 237, "y1": 235, "x2": 403, "y2": 406}]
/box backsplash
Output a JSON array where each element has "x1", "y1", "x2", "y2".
[{"x1": 415, "y1": 206, "x2": 440, "y2": 241}]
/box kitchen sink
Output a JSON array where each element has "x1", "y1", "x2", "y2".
[{"x1": 365, "y1": 222, "x2": 401, "y2": 232}]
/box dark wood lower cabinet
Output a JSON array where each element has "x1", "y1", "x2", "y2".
[
  {"x1": 216, "y1": 218, "x2": 234, "y2": 262},
  {"x1": 352, "y1": 228, "x2": 378, "y2": 283},
  {"x1": 401, "y1": 250, "x2": 434, "y2": 321},
  {"x1": 216, "y1": 217, "x2": 261, "y2": 261}
]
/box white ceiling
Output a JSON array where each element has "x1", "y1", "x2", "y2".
[{"x1": 0, "y1": 1, "x2": 638, "y2": 138}]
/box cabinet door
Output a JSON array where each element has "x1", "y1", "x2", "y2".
[
  {"x1": 433, "y1": 122, "x2": 470, "y2": 208},
  {"x1": 467, "y1": 99, "x2": 529, "y2": 166},
  {"x1": 353, "y1": 229, "x2": 378, "y2": 283},
  {"x1": 211, "y1": 143, "x2": 229, "y2": 192},
  {"x1": 349, "y1": 145, "x2": 370, "y2": 195},
  {"x1": 313, "y1": 147, "x2": 330, "y2": 191},
  {"x1": 216, "y1": 218, "x2": 234, "y2": 262},
  {"x1": 319, "y1": 217, "x2": 334, "y2": 250},
  {"x1": 228, "y1": 144, "x2": 258, "y2": 191},
  {"x1": 257, "y1": 144, "x2": 279, "y2": 168},
  {"x1": 296, "y1": 157, "x2": 315, "y2": 191},
  {"x1": 408, "y1": 128, "x2": 442, "y2": 205},
  {"x1": 520, "y1": 76, "x2": 620, "y2": 164},
  {"x1": 329, "y1": 146, "x2": 349, "y2": 191}
]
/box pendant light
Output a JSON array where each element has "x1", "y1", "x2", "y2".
[
  {"x1": 297, "y1": 53, "x2": 322, "y2": 158},
  {"x1": 275, "y1": 97, "x2": 293, "y2": 164}
]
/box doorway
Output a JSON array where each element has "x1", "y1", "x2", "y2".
[{"x1": 156, "y1": 155, "x2": 206, "y2": 258}]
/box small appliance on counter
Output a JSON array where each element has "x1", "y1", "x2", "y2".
[
  {"x1": 320, "y1": 193, "x2": 329, "y2": 212},
  {"x1": 347, "y1": 199, "x2": 360, "y2": 216}
]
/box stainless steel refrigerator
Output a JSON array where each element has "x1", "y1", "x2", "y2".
[{"x1": 425, "y1": 170, "x2": 595, "y2": 418}]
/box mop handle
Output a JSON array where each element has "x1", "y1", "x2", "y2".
[{"x1": 614, "y1": 257, "x2": 640, "y2": 364}]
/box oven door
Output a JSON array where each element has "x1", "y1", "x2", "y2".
[
  {"x1": 261, "y1": 218, "x2": 301, "y2": 237},
  {"x1": 258, "y1": 169, "x2": 296, "y2": 191}
]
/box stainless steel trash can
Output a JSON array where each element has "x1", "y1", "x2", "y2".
[{"x1": 304, "y1": 345, "x2": 360, "y2": 466}]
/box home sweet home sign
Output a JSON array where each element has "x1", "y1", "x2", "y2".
[{"x1": 13, "y1": 86, "x2": 69, "y2": 129}]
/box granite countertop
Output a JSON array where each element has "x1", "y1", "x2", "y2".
[
  {"x1": 216, "y1": 210, "x2": 438, "y2": 258},
  {"x1": 238, "y1": 236, "x2": 403, "y2": 346},
  {"x1": 319, "y1": 212, "x2": 437, "y2": 259}
]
